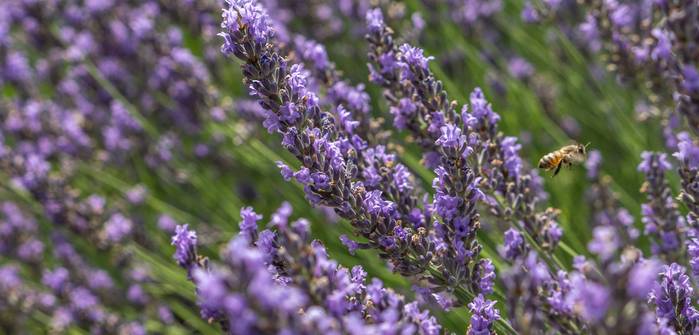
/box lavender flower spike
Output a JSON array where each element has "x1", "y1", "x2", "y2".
[
  {"x1": 432, "y1": 121, "x2": 494, "y2": 297},
  {"x1": 676, "y1": 134, "x2": 699, "y2": 278},
  {"x1": 638, "y1": 152, "x2": 685, "y2": 261},
  {"x1": 171, "y1": 224, "x2": 198, "y2": 273},
  {"x1": 650, "y1": 263, "x2": 699, "y2": 333}
]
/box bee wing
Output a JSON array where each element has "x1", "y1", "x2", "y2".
[{"x1": 572, "y1": 152, "x2": 586, "y2": 163}]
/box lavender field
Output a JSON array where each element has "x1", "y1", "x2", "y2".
[{"x1": 1, "y1": 0, "x2": 699, "y2": 334}]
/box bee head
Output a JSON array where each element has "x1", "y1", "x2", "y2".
[{"x1": 578, "y1": 142, "x2": 590, "y2": 154}]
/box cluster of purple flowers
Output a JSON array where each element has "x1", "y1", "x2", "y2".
[
  {"x1": 570, "y1": 0, "x2": 699, "y2": 148},
  {"x1": 1, "y1": 0, "x2": 231, "y2": 176},
  {"x1": 0, "y1": 0, "x2": 237, "y2": 251},
  {"x1": 172, "y1": 204, "x2": 442, "y2": 334},
  {"x1": 585, "y1": 150, "x2": 639, "y2": 244},
  {"x1": 0, "y1": 201, "x2": 176, "y2": 333},
  {"x1": 6, "y1": 0, "x2": 699, "y2": 333},
  {"x1": 650, "y1": 263, "x2": 699, "y2": 333},
  {"x1": 0, "y1": 0, "x2": 242, "y2": 332},
  {"x1": 675, "y1": 134, "x2": 699, "y2": 279},
  {"x1": 213, "y1": 1, "x2": 699, "y2": 334},
  {"x1": 366, "y1": 8, "x2": 560, "y2": 264},
  {"x1": 500, "y1": 229, "x2": 583, "y2": 334},
  {"x1": 222, "y1": 5, "x2": 508, "y2": 334},
  {"x1": 214, "y1": 1, "x2": 699, "y2": 333},
  {"x1": 638, "y1": 152, "x2": 686, "y2": 260}
]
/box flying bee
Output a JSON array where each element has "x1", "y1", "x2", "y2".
[{"x1": 538, "y1": 143, "x2": 590, "y2": 177}]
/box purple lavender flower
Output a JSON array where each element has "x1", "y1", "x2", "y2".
[
  {"x1": 398, "y1": 44, "x2": 434, "y2": 76},
  {"x1": 430, "y1": 131, "x2": 491, "y2": 297},
  {"x1": 467, "y1": 294, "x2": 500, "y2": 335},
  {"x1": 566, "y1": 274, "x2": 610, "y2": 323},
  {"x1": 588, "y1": 226, "x2": 620, "y2": 261},
  {"x1": 173, "y1": 203, "x2": 439, "y2": 333},
  {"x1": 191, "y1": 267, "x2": 228, "y2": 320},
  {"x1": 675, "y1": 135, "x2": 699, "y2": 275},
  {"x1": 1, "y1": 265, "x2": 26, "y2": 291},
  {"x1": 404, "y1": 302, "x2": 440, "y2": 335},
  {"x1": 507, "y1": 57, "x2": 534, "y2": 80},
  {"x1": 103, "y1": 213, "x2": 133, "y2": 243},
  {"x1": 69, "y1": 286, "x2": 100, "y2": 312},
  {"x1": 639, "y1": 151, "x2": 672, "y2": 174},
  {"x1": 627, "y1": 259, "x2": 661, "y2": 299},
  {"x1": 501, "y1": 228, "x2": 524, "y2": 261},
  {"x1": 157, "y1": 214, "x2": 177, "y2": 233},
  {"x1": 675, "y1": 132, "x2": 699, "y2": 170},
  {"x1": 451, "y1": 0, "x2": 502, "y2": 27},
  {"x1": 239, "y1": 206, "x2": 262, "y2": 241},
  {"x1": 501, "y1": 230, "x2": 581, "y2": 334},
  {"x1": 435, "y1": 124, "x2": 467, "y2": 149},
  {"x1": 17, "y1": 238, "x2": 44, "y2": 262},
  {"x1": 477, "y1": 260, "x2": 496, "y2": 294},
  {"x1": 390, "y1": 98, "x2": 417, "y2": 130},
  {"x1": 339, "y1": 234, "x2": 359, "y2": 255},
  {"x1": 366, "y1": 8, "x2": 384, "y2": 34},
  {"x1": 521, "y1": 2, "x2": 540, "y2": 23},
  {"x1": 171, "y1": 224, "x2": 198, "y2": 271},
  {"x1": 650, "y1": 263, "x2": 699, "y2": 333},
  {"x1": 43, "y1": 267, "x2": 70, "y2": 292},
  {"x1": 368, "y1": 9, "x2": 559, "y2": 264},
  {"x1": 585, "y1": 150, "x2": 602, "y2": 180},
  {"x1": 468, "y1": 88, "x2": 501, "y2": 127},
  {"x1": 639, "y1": 152, "x2": 685, "y2": 260},
  {"x1": 126, "y1": 184, "x2": 147, "y2": 204},
  {"x1": 127, "y1": 284, "x2": 148, "y2": 305}
]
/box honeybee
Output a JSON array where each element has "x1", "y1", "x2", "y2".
[{"x1": 538, "y1": 143, "x2": 589, "y2": 176}]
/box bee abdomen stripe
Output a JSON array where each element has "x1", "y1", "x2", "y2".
[{"x1": 538, "y1": 153, "x2": 560, "y2": 168}]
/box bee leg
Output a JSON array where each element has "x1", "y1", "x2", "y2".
[{"x1": 553, "y1": 162, "x2": 562, "y2": 176}]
